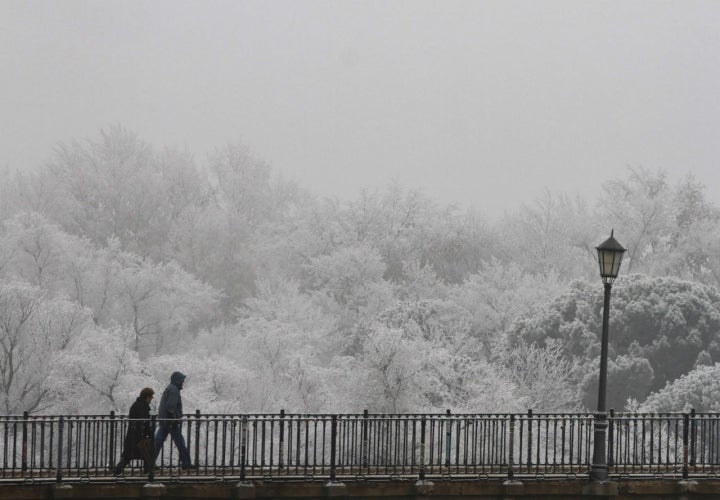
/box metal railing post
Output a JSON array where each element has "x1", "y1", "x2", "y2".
[
  {"x1": 21, "y1": 411, "x2": 28, "y2": 472},
  {"x1": 194, "y1": 409, "x2": 201, "y2": 468},
  {"x1": 330, "y1": 415, "x2": 337, "y2": 482},
  {"x1": 608, "y1": 409, "x2": 615, "y2": 467},
  {"x1": 419, "y1": 416, "x2": 426, "y2": 481},
  {"x1": 445, "y1": 409, "x2": 452, "y2": 470},
  {"x1": 526, "y1": 409, "x2": 532, "y2": 473},
  {"x1": 362, "y1": 409, "x2": 369, "y2": 469},
  {"x1": 690, "y1": 409, "x2": 696, "y2": 467},
  {"x1": 279, "y1": 409, "x2": 285, "y2": 470},
  {"x1": 148, "y1": 415, "x2": 156, "y2": 482},
  {"x1": 56, "y1": 416, "x2": 64, "y2": 483},
  {"x1": 683, "y1": 412, "x2": 689, "y2": 480},
  {"x1": 240, "y1": 416, "x2": 248, "y2": 482},
  {"x1": 109, "y1": 410, "x2": 116, "y2": 471},
  {"x1": 508, "y1": 414, "x2": 515, "y2": 481}
]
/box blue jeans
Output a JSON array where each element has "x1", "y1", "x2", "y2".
[{"x1": 153, "y1": 423, "x2": 191, "y2": 467}]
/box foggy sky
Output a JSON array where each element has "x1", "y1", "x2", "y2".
[{"x1": 2, "y1": 0, "x2": 720, "y2": 219}]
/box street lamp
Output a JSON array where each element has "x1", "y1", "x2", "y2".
[{"x1": 591, "y1": 229, "x2": 626, "y2": 481}]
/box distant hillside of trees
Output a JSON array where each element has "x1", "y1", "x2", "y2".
[{"x1": 1, "y1": 125, "x2": 719, "y2": 415}]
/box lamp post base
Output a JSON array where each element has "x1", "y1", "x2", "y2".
[
  {"x1": 590, "y1": 463, "x2": 608, "y2": 482},
  {"x1": 590, "y1": 413, "x2": 608, "y2": 481}
]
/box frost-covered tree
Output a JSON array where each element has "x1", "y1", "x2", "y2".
[
  {"x1": 197, "y1": 318, "x2": 339, "y2": 412},
  {"x1": 113, "y1": 252, "x2": 220, "y2": 356},
  {"x1": 335, "y1": 186, "x2": 441, "y2": 281},
  {"x1": 195, "y1": 278, "x2": 343, "y2": 412},
  {"x1": 0, "y1": 167, "x2": 27, "y2": 221},
  {"x1": 453, "y1": 259, "x2": 565, "y2": 355},
  {"x1": 0, "y1": 212, "x2": 73, "y2": 293},
  {"x1": 0, "y1": 212, "x2": 220, "y2": 357},
  {"x1": 51, "y1": 325, "x2": 154, "y2": 413},
  {"x1": 374, "y1": 299, "x2": 521, "y2": 412},
  {"x1": 64, "y1": 238, "x2": 123, "y2": 325},
  {"x1": 497, "y1": 340, "x2": 583, "y2": 412},
  {"x1": 345, "y1": 322, "x2": 428, "y2": 413},
  {"x1": 303, "y1": 244, "x2": 394, "y2": 331},
  {"x1": 30, "y1": 126, "x2": 207, "y2": 261},
  {"x1": 641, "y1": 364, "x2": 720, "y2": 413},
  {"x1": 500, "y1": 190, "x2": 598, "y2": 280},
  {"x1": 597, "y1": 167, "x2": 673, "y2": 274},
  {"x1": 421, "y1": 208, "x2": 495, "y2": 284},
  {"x1": 593, "y1": 167, "x2": 719, "y2": 279},
  {"x1": 0, "y1": 282, "x2": 90, "y2": 413}
]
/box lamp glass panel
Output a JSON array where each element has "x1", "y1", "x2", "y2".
[
  {"x1": 610, "y1": 252, "x2": 624, "y2": 277},
  {"x1": 599, "y1": 250, "x2": 611, "y2": 275},
  {"x1": 598, "y1": 249, "x2": 623, "y2": 277}
]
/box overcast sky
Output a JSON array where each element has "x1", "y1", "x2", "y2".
[{"x1": 2, "y1": 0, "x2": 719, "y2": 219}]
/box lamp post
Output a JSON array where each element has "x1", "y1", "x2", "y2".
[{"x1": 590, "y1": 230, "x2": 626, "y2": 481}]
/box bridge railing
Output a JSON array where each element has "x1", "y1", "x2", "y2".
[
  {"x1": 0, "y1": 411, "x2": 718, "y2": 482},
  {"x1": 608, "y1": 410, "x2": 720, "y2": 478}
]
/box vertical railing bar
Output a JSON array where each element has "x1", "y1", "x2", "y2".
[
  {"x1": 240, "y1": 416, "x2": 247, "y2": 481},
  {"x1": 384, "y1": 416, "x2": 390, "y2": 475},
  {"x1": 66, "y1": 418, "x2": 73, "y2": 474},
  {"x1": 419, "y1": 416, "x2": 426, "y2": 481},
  {"x1": 526, "y1": 410, "x2": 532, "y2": 473},
  {"x1": 312, "y1": 418, "x2": 318, "y2": 476},
  {"x1": 543, "y1": 417, "x2": 548, "y2": 473},
  {"x1": 295, "y1": 418, "x2": 302, "y2": 474},
  {"x1": 279, "y1": 409, "x2": 285, "y2": 471},
  {"x1": 650, "y1": 415, "x2": 655, "y2": 467},
  {"x1": 269, "y1": 416, "x2": 276, "y2": 476},
  {"x1": 690, "y1": 409, "x2": 696, "y2": 471},
  {"x1": 215, "y1": 417, "x2": 221, "y2": 475},
  {"x1": 193, "y1": 410, "x2": 201, "y2": 472},
  {"x1": 3, "y1": 418, "x2": 8, "y2": 477},
  {"x1": 625, "y1": 418, "x2": 630, "y2": 475},
  {"x1": 329, "y1": 415, "x2": 337, "y2": 481},
  {"x1": 290, "y1": 418, "x2": 296, "y2": 473},
  {"x1": 569, "y1": 417, "x2": 574, "y2": 470},
  {"x1": 56, "y1": 416, "x2": 64, "y2": 483},
  {"x1": 49, "y1": 417, "x2": 55, "y2": 472},
  {"x1": 471, "y1": 417, "x2": 478, "y2": 474},
  {"x1": 507, "y1": 414, "x2": 515, "y2": 481},
  {"x1": 607, "y1": 408, "x2": 615, "y2": 468},
  {"x1": 445, "y1": 409, "x2": 451, "y2": 471},
  {"x1": 21, "y1": 411, "x2": 28, "y2": 472},
  {"x1": 230, "y1": 417, "x2": 236, "y2": 473},
  {"x1": 361, "y1": 409, "x2": 368, "y2": 472},
  {"x1": 304, "y1": 418, "x2": 309, "y2": 477}
]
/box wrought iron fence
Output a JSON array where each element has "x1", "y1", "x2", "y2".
[{"x1": 0, "y1": 410, "x2": 719, "y2": 483}]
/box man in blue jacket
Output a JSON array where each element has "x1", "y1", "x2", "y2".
[{"x1": 153, "y1": 371, "x2": 194, "y2": 469}]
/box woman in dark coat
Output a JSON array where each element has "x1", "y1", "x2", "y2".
[{"x1": 114, "y1": 387, "x2": 155, "y2": 475}]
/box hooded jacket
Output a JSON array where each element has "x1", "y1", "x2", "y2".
[{"x1": 158, "y1": 371, "x2": 185, "y2": 421}]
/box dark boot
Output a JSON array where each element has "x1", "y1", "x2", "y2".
[{"x1": 114, "y1": 458, "x2": 128, "y2": 475}]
